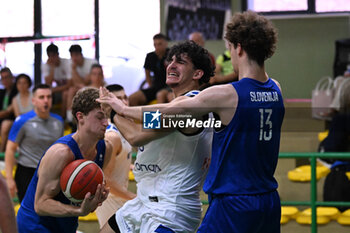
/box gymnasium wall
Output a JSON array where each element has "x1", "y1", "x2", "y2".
[{"x1": 160, "y1": 0, "x2": 350, "y2": 98}]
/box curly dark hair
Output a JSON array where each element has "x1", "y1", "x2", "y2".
[
  {"x1": 72, "y1": 87, "x2": 101, "y2": 121},
  {"x1": 166, "y1": 40, "x2": 215, "y2": 85},
  {"x1": 225, "y1": 11, "x2": 277, "y2": 66}
]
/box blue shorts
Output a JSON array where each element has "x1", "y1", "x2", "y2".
[{"x1": 198, "y1": 191, "x2": 281, "y2": 233}]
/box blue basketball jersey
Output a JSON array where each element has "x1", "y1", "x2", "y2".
[
  {"x1": 203, "y1": 78, "x2": 284, "y2": 195},
  {"x1": 17, "y1": 134, "x2": 106, "y2": 233}
]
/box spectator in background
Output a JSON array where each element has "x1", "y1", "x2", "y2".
[
  {"x1": 0, "y1": 173, "x2": 17, "y2": 233},
  {"x1": 89, "y1": 64, "x2": 106, "y2": 89},
  {"x1": 129, "y1": 33, "x2": 169, "y2": 106},
  {"x1": 12, "y1": 74, "x2": 33, "y2": 117},
  {"x1": 43, "y1": 43, "x2": 70, "y2": 118},
  {"x1": 209, "y1": 41, "x2": 238, "y2": 85},
  {"x1": 189, "y1": 31, "x2": 216, "y2": 65},
  {"x1": 96, "y1": 84, "x2": 136, "y2": 228},
  {"x1": 5, "y1": 84, "x2": 64, "y2": 202},
  {"x1": 66, "y1": 44, "x2": 97, "y2": 123},
  {"x1": 319, "y1": 84, "x2": 350, "y2": 211},
  {"x1": 0, "y1": 67, "x2": 17, "y2": 152}
]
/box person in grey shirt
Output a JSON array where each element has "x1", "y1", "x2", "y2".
[{"x1": 4, "y1": 84, "x2": 64, "y2": 202}]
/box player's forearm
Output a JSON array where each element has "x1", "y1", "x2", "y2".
[
  {"x1": 4, "y1": 145, "x2": 16, "y2": 180},
  {"x1": 109, "y1": 185, "x2": 136, "y2": 200},
  {"x1": 34, "y1": 198, "x2": 83, "y2": 217}
]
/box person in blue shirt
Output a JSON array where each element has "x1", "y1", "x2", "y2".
[
  {"x1": 17, "y1": 87, "x2": 113, "y2": 233},
  {"x1": 97, "y1": 11, "x2": 284, "y2": 233}
]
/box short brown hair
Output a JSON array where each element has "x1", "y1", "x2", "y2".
[
  {"x1": 72, "y1": 87, "x2": 100, "y2": 121},
  {"x1": 225, "y1": 11, "x2": 277, "y2": 66}
]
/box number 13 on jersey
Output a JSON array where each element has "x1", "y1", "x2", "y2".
[{"x1": 259, "y1": 108, "x2": 272, "y2": 141}]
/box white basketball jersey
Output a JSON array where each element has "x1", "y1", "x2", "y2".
[
  {"x1": 134, "y1": 127, "x2": 212, "y2": 213},
  {"x1": 96, "y1": 123, "x2": 132, "y2": 227}
]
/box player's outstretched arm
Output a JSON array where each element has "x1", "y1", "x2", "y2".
[
  {"x1": 34, "y1": 144, "x2": 108, "y2": 217},
  {"x1": 113, "y1": 115, "x2": 171, "y2": 146}
]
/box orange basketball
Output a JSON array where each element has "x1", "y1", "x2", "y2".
[{"x1": 60, "y1": 159, "x2": 104, "y2": 203}]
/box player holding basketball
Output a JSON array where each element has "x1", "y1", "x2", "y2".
[
  {"x1": 17, "y1": 87, "x2": 113, "y2": 233},
  {"x1": 98, "y1": 41, "x2": 215, "y2": 233},
  {"x1": 98, "y1": 11, "x2": 284, "y2": 233},
  {"x1": 95, "y1": 84, "x2": 136, "y2": 228}
]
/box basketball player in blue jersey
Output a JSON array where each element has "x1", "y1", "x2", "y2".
[
  {"x1": 17, "y1": 88, "x2": 113, "y2": 233},
  {"x1": 98, "y1": 11, "x2": 284, "y2": 233}
]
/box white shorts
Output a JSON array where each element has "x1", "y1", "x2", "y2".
[
  {"x1": 115, "y1": 196, "x2": 201, "y2": 233},
  {"x1": 96, "y1": 194, "x2": 126, "y2": 228}
]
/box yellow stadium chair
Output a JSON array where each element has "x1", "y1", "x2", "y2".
[
  {"x1": 318, "y1": 130, "x2": 329, "y2": 142},
  {"x1": 79, "y1": 211, "x2": 98, "y2": 221},
  {"x1": 14, "y1": 204, "x2": 20, "y2": 215},
  {"x1": 281, "y1": 206, "x2": 299, "y2": 224},
  {"x1": 282, "y1": 206, "x2": 299, "y2": 219},
  {"x1": 337, "y1": 209, "x2": 350, "y2": 225},
  {"x1": 1, "y1": 166, "x2": 16, "y2": 178},
  {"x1": 148, "y1": 99, "x2": 158, "y2": 105},
  {"x1": 280, "y1": 215, "x2": 290, "y2": 224},
  {"x1": 129, "y1": 170, "x2": 135, "y2": 181},
  {"x1": 296, "y1": 207, "x2": 340, "y2": 225},
  {"x1": 288, "y1": 164, "x2": 330, "y2": 182},
  {"x1": 345, "y1": 172, "x2": 350, "y2": 180}
]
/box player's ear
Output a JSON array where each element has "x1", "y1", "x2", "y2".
[
  {"x1": 76, "y1": 112, "x2": 84, "y2": 123},
  {"x1": 193, "y1": 69, "x2": 204, "y2": 80}
]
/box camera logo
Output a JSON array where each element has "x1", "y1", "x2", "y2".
[{"x1": 143, "y1": 110, "x2": 161, "y2": 129}]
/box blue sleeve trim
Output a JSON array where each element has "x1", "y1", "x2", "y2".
[
  {"x1": 8, "y1": 110, "x2": 36, "y2": 142},
  {"x1": 50, "y1": 112, "x2": 64, "y2": 123}
]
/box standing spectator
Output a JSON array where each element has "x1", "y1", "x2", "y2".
[
  {"x1": 0, "y1": 67, "x2": 17, "y2": 152},
  {"x1": 129, "y1": 33, "x2": 169, "y2": 106},
  {"x1": 0, "y1": 173, "x2": 18, "y2": 233},
  {"x1": 66, "y1": 44, "x2": 97, "y2": 123},
  {"x1": 96, "y1": 84, "x2": 136, "y2": 228},
  {"x1": 4, "y1": 84, "x2": 64, "y2": 202},
  {"x1": 43, "y1": 43, "x2": 70, "y2": 118},
  {"x1": 12, "y1": 74, "x2": 33, "y2": 117}
]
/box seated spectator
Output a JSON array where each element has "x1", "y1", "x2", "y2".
[
  {"x1": 89, "y1": 64, "x2": 106, "y2": 89},
  {"x1": 189, "y1": 31, "x2": 215, "y2": 65},
  {"x1": 66, "y1": 44, "x2": 97, "y2": 123},
  {"x1": 0, "y1": 67, "x2": 17, "y2": 152},
  {"x1": 12, "y1": 74, "x2": 33, "y2": 117},
  {"x1": 319, "y1": 88, "x2": 350, "y2": 211},
  {"x1": 129, "y1": 33, "x2": 169, "y2": 106},
  {"x1": 43, "y1": 43, "x2": 70, "y2": 118}
]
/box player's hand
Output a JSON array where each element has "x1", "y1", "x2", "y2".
[
  {"x1": 79, "y1": 184, "x2": 109, "y2": 216},
  {"x1": 6, "y1": 177, "x2": 18, "y2": 198},
  {"x1": 97, "y1": 87, "x2": 125, "y2": 115}
]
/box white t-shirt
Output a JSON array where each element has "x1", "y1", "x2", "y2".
[
  {"x1": 68, "y1": 57, "x2": 97, "y2": 80},
  {"x1": 42, "y1": 58, "x2": 70, "y2": 85}
]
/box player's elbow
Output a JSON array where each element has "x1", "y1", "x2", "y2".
[{"x1": 34, "y1": 199, "x2": 47, "y2": 216}]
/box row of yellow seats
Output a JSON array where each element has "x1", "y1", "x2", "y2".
[{"x1": 281, "y1": 206, "x2": 350, "y2": 225}]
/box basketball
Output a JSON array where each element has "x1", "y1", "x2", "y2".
[{"x1": 60, "y1": 159, "x2": 104, "y2": 203}]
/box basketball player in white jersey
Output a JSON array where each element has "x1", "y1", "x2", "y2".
[
  {"x1": 96, "y1": 84, "x2": 136, "y2": 228},
  {"x1": 98, "y1": 41, "x2": 215, "y2": 233}
]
